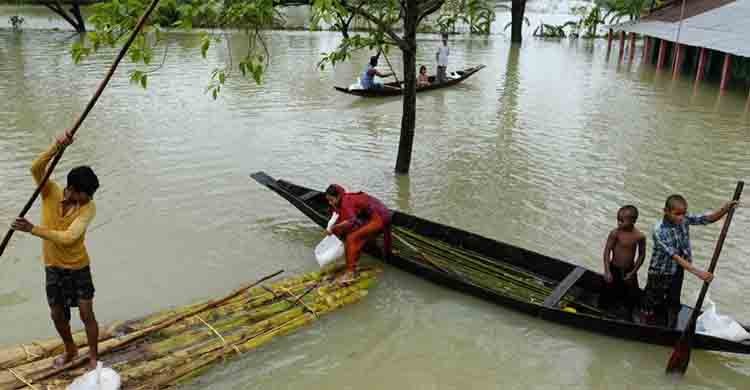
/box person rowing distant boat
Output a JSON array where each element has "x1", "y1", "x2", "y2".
[
  {"x1": 325, "y1": 184, "x2": 392, "y2": 283},
  {"x1": 361, "y1": 55, "x2": 398, "y2": 90}
]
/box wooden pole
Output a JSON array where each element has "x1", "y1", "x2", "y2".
[
  {"x1": 657, "y1": 40, "x2": 667, "y2": 70},
  {"x1": 666, "y1": 182, "x2": 743, "y2": 374},
  {"x1": 381, "y1": 50, "x2": 400, "y2": 84},
  {"x1": 0, "y1": 0, "x2": 164, "y2": 259},
  {"x1": 629, "y1": 32, "x2": 637, "y2": 62},
  {"x1": 618, "y1": 30, "x2": 625, "y2": 61},
  {"x1": 720, "y1": 53, "x2": 732, "y2": 91},
  {"x1": 643, "y1": 37, "x2": 651, "y2": 64},
  {"x1": 695, "y1": 47, "x2": 708, "y2": 83}
]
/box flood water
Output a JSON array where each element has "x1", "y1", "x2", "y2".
[{"x1": 1, "y1": 3, "x2": 750, "y2": 389}]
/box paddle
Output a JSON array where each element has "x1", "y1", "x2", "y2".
[
  {"x1": 665, "y1": 180, "x2": 744, "y2": 375},
  {"x1": 380, "y1": 50, "x2": 400, "y2": 84},
  {"x1": 0, "y1": 0, "x2": 162, "y2": 259}
]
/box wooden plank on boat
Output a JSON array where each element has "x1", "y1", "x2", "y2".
[
  {"x1": 543, "y1": 266, "x2": 586, "y2": 308},
  {"x1": 299, "y1": 190, "x2": 320, "y2": 201}
]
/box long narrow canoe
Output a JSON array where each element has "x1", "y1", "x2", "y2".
[
  {"x1": 334, "y1": 65, "x2": 486, "y2": 97},
  {"x1": 251, "y1": 172, "x2": 750, "y2": 354}
]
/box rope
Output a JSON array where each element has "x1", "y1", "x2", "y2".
[
  {"x1": 7, "y1": 368, "x2": 38, "y2": 390},
  {"x1": 281, "y1": 287, "x2": 319, "y2": 319},
  {"x1": 195, "y1": 316, "x2": 241, "y2": 356},
  {"x1": 20, "y1": 344, "x2": 41, "y2": 361},
  {"x1": 262, "y1": 285, "x2": 319, "y2": 319}
]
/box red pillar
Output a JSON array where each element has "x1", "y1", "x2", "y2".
[
  {"x1": 629, "y1": 32, "x2": 637, "y2": 62},
  {"x1": 643, "y1": 37, "x2": 651, "y2": 64},
  {"x1": 720, "y1": 53, "x2": 732, "y2": 91},
  {"x1": 656, "y1": 40, "x2": 667, "y2": 70},
  {"x1": 672, "y1": 43, "x2": 685, "y2": 79},
  {"x1": 618, "y1": 31, "x2": 626, "y2": 61},
  {"x1": 695, "y1": 47, "x2": 708, "y2": 83}
]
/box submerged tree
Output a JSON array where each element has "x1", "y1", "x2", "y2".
[
  {"x1": 314, "y1": 0, "x2": 494, "y2": 173},
  {"x1": 510, "y1": 0, "x2": 526, "y2": 43},
  {"x1": 23, "y1": 0, "x2": 94, "y2": 32}
]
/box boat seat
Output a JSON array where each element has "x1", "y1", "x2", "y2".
[
  {"x1": 299, "y1": 190, "x2": 321, "y2": 201},
  {"x1": 543, "y1": 266, "x2": 586, "y2": 308}
]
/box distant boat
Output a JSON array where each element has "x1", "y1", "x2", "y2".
[{"x1": 334, "y1": 65, "x2": 486, "y2": 97}]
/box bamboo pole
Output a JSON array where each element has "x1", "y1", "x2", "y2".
[
  {"x1": 381, "y1": 50, "x2": 400, "y2": 84},
  {"x1": 0, "y1": 0, "x2": 164, "y2": 258}
]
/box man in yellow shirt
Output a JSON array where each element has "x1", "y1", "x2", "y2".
[{"x1": 11, "y1": 130, "x2": 100, "y2": 370}]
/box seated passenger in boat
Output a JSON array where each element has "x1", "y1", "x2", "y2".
[
  {"x1": 361, "y1": 56, "x2": 394, "y2": 90},
  {"x1": 325, "y1": 184, "x2": 392, "y2": 284},
  {"x1": 417, "y1": 65, "x2": 431, "y2": 88},
  {"x1": 600, "y1": 205, "x2": 645, "y2": 318}
]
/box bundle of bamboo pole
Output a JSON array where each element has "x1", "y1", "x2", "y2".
[
  {"x1": 0, "y1": 266, "x2": 380, "y2": 389},
  {"x1": 390, "y1": 227, "x2": 602, "y2": 314}
]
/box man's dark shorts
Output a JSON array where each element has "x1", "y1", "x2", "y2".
[{"x1": 45, "y1": 266, "x2": 95, "y2": 321}]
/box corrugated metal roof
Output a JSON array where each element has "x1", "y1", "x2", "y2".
[
  {"x1": 642, "y1": 0, "x2": 736, "y2": 22},
  {"x1": 614, "y1": 0, "x2": 750, "y2": 58}
]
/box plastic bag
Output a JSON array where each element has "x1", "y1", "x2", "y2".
[
  {"x1": 696, "y1": 295, "x2": 750, "y2": 342},
  {"x1": 326, "y1": 213, "x2": 339, "y2": 232},
  {"x1": 67, "y1": 362, "x2": 121, "y2": 390},
  {"x1": 314, "y1": 213, "x2": 344, "y2": 268},
  {"x1": 349, "y1": 78, "x2": 364, "y2": 91},
  {"x1": 315, "y1": 235, "x2": 344, "y2": 268}
]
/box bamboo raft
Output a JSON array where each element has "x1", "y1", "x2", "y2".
[{"x1": 0, "y1": 267, "x2": 380, "y2": 389}]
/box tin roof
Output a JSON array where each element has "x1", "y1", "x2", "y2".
[{"x1": 614, "y1": 0, "x2": 750, "y2": 57}]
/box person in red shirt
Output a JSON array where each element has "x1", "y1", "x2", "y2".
[{"x1": 325, "y1": 184, "x2": 392, "y2": 283}]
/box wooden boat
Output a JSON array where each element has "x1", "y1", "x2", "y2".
[
  {"x1": 334, "y1": 65, "x2": 486, "y2": 97},
  {"x1": 0, "y1": 267, "x2": 379, "y2": 389},
  {"x1": 251, "y1": 172, "x2": 750, "y2": 354}
]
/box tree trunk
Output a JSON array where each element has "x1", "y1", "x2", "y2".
[
  {"x1": 70, "y1": 1, "x2": 86, "y2": 32},
  {"x1": 511, "y1": 0, "x2": 526, "y2": 44},
  {"x1": 45, "y1": 1, "x2": 86, "y2": 33},
  {"x1": 395, "y1": 0, "x2": 418, "y2": 174}
]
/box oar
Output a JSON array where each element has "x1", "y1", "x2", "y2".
[
  {"x1": 381, "y1": 50, "x2": 400, "y2": 84},
  {"x1": 0, "y1": 0, "x2": 163, "y2": 259},
  {"x1": 666, "y1": 180, "x2": 744, "y2": 375}
]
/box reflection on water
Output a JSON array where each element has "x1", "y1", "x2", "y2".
[{"x1": 1, "y1": 7, "x2": 750, "y2": 389}]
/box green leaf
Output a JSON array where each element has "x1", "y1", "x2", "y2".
[
  {"x1": 200, "y1": 35, "x2": 210, "y2": 59},
  {"x1": 140, "y1": 73, "x2": 148, "y2": 88},
  {"x1": 129, "y1": 70, "x2": 142, "y2": 85},
  {"x1": 143, "y1": 48, "x2": 153, "y2": 65}
]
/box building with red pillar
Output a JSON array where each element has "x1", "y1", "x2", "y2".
[{"x1": 611, "y1": 0, "x2": 749, "y2": 92}]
